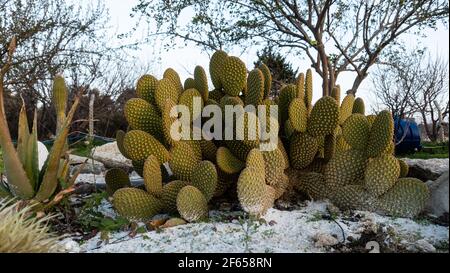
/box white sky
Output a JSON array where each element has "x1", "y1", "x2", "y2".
[{"x1": 102, "y1": 0, "x2": 449, "y2": 115}]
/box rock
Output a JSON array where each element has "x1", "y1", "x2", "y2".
[
  {"x1": 92, "y1": 142, "x2": 132, "y2": 169},
  {"x1": 402, "y1": 158, "x2": 449, "y2": 181},
  {"x1": 69, "y1": 155, "x2": 105, "y2": 175},
  {"x1": 312, "y1": 232, "x2": 339, "y2": 247},
  {"x1": 425, "y1": 171, "x2": 449, "y2": 220},
  {"x1": 406, "y1": 239, "x2": 436, "y2": 253}
]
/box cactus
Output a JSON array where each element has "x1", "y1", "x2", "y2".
[
  {"x1": 296, "y1": 73, "x2": 305, "y2": 99},
  {"x1": 136, "y1": 74, "x2": 158, "y2": 105},
  {"x1": 376, "y1": 178, "x2": 429, "y2": 218},
  {"x1": 398, "y1": 159, "x2": 409, "y2": 177},
  {"x1": 105, "y1": 50, "x2": 429, "y2": 220},
  {"x1": 105, "y1": 168, "x2": 131, "y2": 196},
  {"x1": 194, "y1": 66, "x2": 209, "y2": 102},
  {"x1": 288, "y1": 98, "x2": 308, "y2": 132},
  {"x1": 237, "y1": 167, "x2": 268, "y2": 216},
  {"x1": 304, "y1": 69, "x2": 313, "y2": 111},
  {"x1": 143, "y1": 155, "x2": 163, "y2": 197},
  {"x1": 245, "y1": 68, "x2": 264, "y2": 105},
  {"x1": 163, "y1": 68, "x2": 183, "y2": 94},
  {"x1": 331, "y1": 85, "x2": 340, "y2": 103},
  {"x1": 176, "y1": 186, "x2": 209, "y2": 222},
  {"x1": 216, "y1": 146, "x2": 245, "y2": 174},
  {"x1": 306, "y1": 96, "x2": 339, "y2": 137},
  {"x1": 123, "y1": 130, "x2": 170, "y2": 163},
  {"x1": 161, "y1": 180, "x2": 190, "y2": 214},
  {"x1": 124, "y1": 98, "x2": 163, "y2": 140},
  {"x1": 259, "y1": 63, "x2": 272, "y2": 98},
  {"x1": 342, "y1": 113, "x2": 370, "y2": 150},
  {"x1": 169, "y1": 141, "x2": 201, "y2": 181},
  {"x1": 366, "y1": 110, "x2": 394, "y2": 158},
  {"x1": 209, "y1": 50, "x2": 228, "y2": 89},
  {"x1": 339, "y1": 94, "x2": 355, "y2": 125},
  {"x1": 191, "y1": 160, "x2": 218, "y2": 201},
  {"x1": 364, "y1": 154, "x2": 400, "y2": 197},
  {"x1": 352, "y1": 97, "x2": 365, "y2": 115},
  {"x1": 222, "y1": 56, "x2": 247, "y2": 96},
  {"x1": 113, "y1": 188, "x2": 161, "y2": 221},
  {"x1": 184, "y1": 77, "x2": 196, "y2": 90}
]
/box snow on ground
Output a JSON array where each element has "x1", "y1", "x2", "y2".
[{"x1": 62, "y1": 200, "x2": 449, "y2": 253}]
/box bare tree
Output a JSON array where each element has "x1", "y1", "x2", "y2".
[
  {"x1": 132, "y1": 0, "x2": 449, "y2": 96},
  {"x1": 372, "y1": 50, "x2": 449, "y2": 142},
  {"x1": 0, "y1": 0, "x2": 145, "y2": 138},
  {"x1": 371, "y1": 50, "x2": 423, "y2": 119},
  {"x1": 410, "y1": 54, "x2": 449, "y2": 142}
]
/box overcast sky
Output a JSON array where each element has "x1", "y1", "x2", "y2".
[{"x1": 102, "y1": 0, "x2": 449, "y2": 117}]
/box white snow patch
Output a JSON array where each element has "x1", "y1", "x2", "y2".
[{"x1": 67, "y1": 200, "x2": 449, "y2": 253}]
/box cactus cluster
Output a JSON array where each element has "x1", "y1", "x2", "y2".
[
  {"x1": 107, "y1": 50, "x2": 429, "y2": 221},
  {"x1": 289, "y1": 89, "x2": 429, "y2": 218}
]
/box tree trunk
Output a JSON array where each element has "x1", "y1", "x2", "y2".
[{"x1": 433, "y1": 100, "x2": 444, "y2": 143}]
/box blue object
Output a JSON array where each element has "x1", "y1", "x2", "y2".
[{"x1": 394, "y1": 117, "x2": 422, "y2": 154}]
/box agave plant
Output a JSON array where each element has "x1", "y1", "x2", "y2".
[{"x1": 0, "y1": 37, "x2": 82, "y2": 209}]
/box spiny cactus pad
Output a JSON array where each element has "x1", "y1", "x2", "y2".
[
  {"x1": 237, "y1": 167, "x2": 267, "y2": 216},
  {"x1": 367, "y1": 110, "x2": 394, "y2": 158},
  {"x1": 296, "y1": 172, "x2": 329, "y2": 200},
  {"x1": 246, "y1": 68, "x2": 264, "y2": 105},
  {"x1": 331, "y1": 185, "x2": 377, "y2": 211},
  {"x1": 398, "y1": 159, "x2": 409, "y2": 177},
  {"x1": 304, "y1": 69, "x2": 313, "y2": 111},
  {"x1": 376, "y1": 178, "x2": 429, "y2": 218},
  {"x1": 209, "y1": 50, "x2": 228, "y2": 89},
  {"x1": 136, "y1": 74, "x2": 158, "y2": 105},
  {"x1": 331, "y1": 85, "x2": 340, "y2": 103},
  {"x1": 296, "y1": 73, "x2": 305, "y2": 100},
  {"x1": 278, "y1": 84, "x2": 298, "y2": 125},
  {"x1": 113, "y1": 188, "x2": 161, "y2": 221},
  {"x1": 216, "y1": 146, "x2": 245, "y2": 174},
  {"x1": 222, "y1": 56, "x2": 247, "y2": 96},
  {"x1": 143, "y1": 155, "x2": 163, "y2": 197},
  {"x1": 162, "y1": 180, "x2": 189, "y2": 213},
  {"x1": 178, "y1": 88, "x2": 204, "y2": 123},
  {"x1": 246, "y1": 148, "x2": 266, "y2": 172},
  {"x1": 307, "y1": 96, "x2": 339, "y2": 137},
  {"x1": 194, "y1": 65, "x2": 209, "y2": 102},
  {"x1": 364, "y1": 154, "x2": 400, "y2": 197},
  {"x1": 169, "y1": 142, "x2": 201, "y2": 181},
  {"x1": 124, "y1": 98, "x2": 162, "y2": 139},
  {"x1": 288, "y1": 98, "x2": 308, "y2": 133},
  {"x1": 155, "y1": 78, "x2": 179, "y2": 112},
  {"x1": 163, "y1": 68, "x2": 183, "y2": 94},
  {"x1": 123, "y1": 130, "x2": 170, "y2": 163},
  {"x1": 191, "y1": 160, "x2": 218, "y2": 201},
  {"x1": 105, "y1": 168, "x2": 131, "y2": 196},
  {"x1": 342, "y1": 114, "x2": 370, "y2": 150},
  {"x1": 339, "y1": 94, "x2": 355, "y2": 125},
  {"x1": 290, "y1": 132, "x2": 319, "y2": 169},
  {"x1": 324, "y1": 149, "x2": 367, "y2": 190},
  {"x1": 352, "y1": 97, "x2": 365, "y2": 115},
  {"x1": 176, "y1": 186, "x2": 209, "y2": 222},
  {"x1": 259, "y1": 63, "x2": 272, "y2": 98}
]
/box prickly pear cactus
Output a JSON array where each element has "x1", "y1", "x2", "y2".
[{"x1": 106, "y1": 50, "x2": 429, "y2": 222}]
